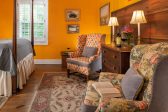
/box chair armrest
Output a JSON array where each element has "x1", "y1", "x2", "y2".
[
  {"x1": 96, "y1": 98, "x2": 148, "y2": 112},
  {"x1": 89, "y1": 55, "x2": 99, "y2": 63},
  {"x1": 69, "y1": 51, "x2": 80, "y2": 58}
]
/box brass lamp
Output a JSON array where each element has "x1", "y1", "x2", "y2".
[
  {"x1": 130, "y1": 10, "x2": 147, "y2": 44},
  {"x1": 108, "y1": 17, "x2": 119, "y2": 43}
]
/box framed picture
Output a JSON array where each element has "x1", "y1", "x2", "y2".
[
  {"x1": 67, "y1": 24, "x2": 80, "y2": 34},
  {"x1": 65, "y1": 9, "x2": 80, "y2": 21},
  {"x1": 100, "y1": 3, "x2": 110, "y2": 26}
]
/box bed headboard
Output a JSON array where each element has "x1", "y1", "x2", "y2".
[{"x1": 111, "y1": 0, "x2": 168, "y2": 43}]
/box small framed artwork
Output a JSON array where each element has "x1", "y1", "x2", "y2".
[
  {"x1": 67, "y1": 24, "x2": 80, "y2": 34},
  {"x1": 65, "y1": 9, "x2": 80, "y2": 21},
  {"x1": 100, "y1": 3, "x2": 110, "y2": 26}
]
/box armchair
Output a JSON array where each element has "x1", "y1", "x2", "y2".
[
  {"x1": 67, "y1": 34, "x2": 106, "y2": 80},
  {"x1": 82, "y1": 42, "x2": 168, "y2": 112}
]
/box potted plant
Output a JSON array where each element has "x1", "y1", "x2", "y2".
[{"x1": 121, "y1": 25, "x2": 134, "y2": 46}]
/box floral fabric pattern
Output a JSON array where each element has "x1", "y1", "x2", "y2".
[
  {"x1": 99, "y1": 72, "x2": 123, "y2": 86},
  {"x1": 84, "y1": 81, "x2": 100, "y2": 106},
  {"x1": 130, "y1": 44, "x2": 149, "y2": 69},
  {"x1": 83, "y1": 42, "x2": 168, "y2": 112},
  {"x1": 130, "y1": 42, "x2": 168, "y2": 69},
  {"x1": 138, "y1": 51, "x2": 168, "y2": 103},
  {"x1": 83, "y1": 72, "x2": 124, "y2": 107},
  {"x1": 96, "y1": 98, "x2": 148, "y2": 112}
]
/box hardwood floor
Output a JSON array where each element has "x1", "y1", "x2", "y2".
[{"x1": 0, "y1": 64, "x2": 66, "y2": 112}]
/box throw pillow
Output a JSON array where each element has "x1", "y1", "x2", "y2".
[
  {"x1": 82, "y1": 46, "x2": 98, "y2": 57},
  {"x1": 121, "y1": 67, "x2": 144, "y2": 100}
]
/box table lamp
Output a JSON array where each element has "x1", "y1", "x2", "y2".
[
  {"x1": 130, "y1": 10, "x2": 147, "y2": 44},
  {"x1": 108, "y1": 17, "x2": 119, "y2": 43}
]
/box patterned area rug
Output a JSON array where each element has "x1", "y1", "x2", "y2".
[
  {"x1": 30, "y1": 72, "x2": 87, "y2": 112},
  {"x1": 0, "y1": 96, "x2": 8, "y2": 109}
]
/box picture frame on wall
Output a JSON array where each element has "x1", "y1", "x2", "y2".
[
  {"x1": 65, "y1": 9, "x2": 80, "y2": 21},
  {"x1": 67, "y1": 24, "x2": 80, "y2": 34},
  {"x1": 100, "y1": 3, "x2": 110, "y2": 26}
]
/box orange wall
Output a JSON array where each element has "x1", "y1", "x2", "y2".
[
  {"x1": 0, "y1": 0, "x2": 140, "y2": 59},
  {"x1": 35, "y1": 0, "x2": 101, "y2": 59},
  {"x1": 0, "y1": 0, "x2": 13, "y2": 38}
]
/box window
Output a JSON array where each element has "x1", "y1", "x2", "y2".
[{"x1": 17, "y1": 0, "x2": 48, "y2": 45}]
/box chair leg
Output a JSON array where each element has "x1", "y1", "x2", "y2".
[
  {"x1": 86, "y1": 75, "x2": 89, "y2": 82},
  {"x1": 67, "y1": 69, "x2": 70, "y2": 78},
  {"x1": 98, "y1": 69, "x2": 102, "y2": 73}
]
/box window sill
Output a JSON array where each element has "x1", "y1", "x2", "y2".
[{"x1": 35, "y1": 41, "x2": 48, "y2": 45}]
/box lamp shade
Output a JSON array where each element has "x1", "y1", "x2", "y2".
[
  {"x1": 108, "y1": 17, "x2": 119, "y2": 26},
  {"x1": 130, "y1": 10, "x2": 147, "y2": 24}
]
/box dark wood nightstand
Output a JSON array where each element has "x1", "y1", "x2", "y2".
[
  {"x1": 61, "y1": 51, "x2": 74, "y2": 68},
  {"x1": 102, "y1": 44, "x2": 132, "y2": 74}
]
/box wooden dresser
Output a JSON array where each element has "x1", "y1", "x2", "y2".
[{"x1": 102, "y1": 44, "x2": 132, "y2": 74}]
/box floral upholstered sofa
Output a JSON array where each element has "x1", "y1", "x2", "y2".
[{"x1": 82, "y1": 42, "x2": 168, "y2": 112}]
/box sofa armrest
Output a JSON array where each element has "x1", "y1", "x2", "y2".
[
  {"x1": 99, "y1": 72, "x2": 124, "y2": 86},
  {"x1": 84, "y1": 81, "x2": 100, "y2": 106},
  {"x1": 96, "y1": 98, "x2": 148, "y2": 112}
]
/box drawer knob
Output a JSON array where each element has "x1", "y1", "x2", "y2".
[
  {"x1": 113, "y1": 55, "x2": 117, "y2": 59},
  {"x1": 113, "y1": 66, "x2": 117, "y2": 70}
]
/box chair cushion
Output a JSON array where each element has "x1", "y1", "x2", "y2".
[
  {"x1": 121, "y1": 67, "x2": 144, "y2": 100},
  {"x1": 82, "y1": 46, "x2": 98, "y2": 57},
  {"x1": 67, "y1": 57, "x2": 90, "y2": 67}
]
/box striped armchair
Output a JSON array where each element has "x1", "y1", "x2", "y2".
[{"x1": 66, "y1": 34, "x2": 106, "y2": 81}]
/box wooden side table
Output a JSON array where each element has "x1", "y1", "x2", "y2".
[{"x1": 61, "y1": 51, "x2": 74, "y2": 68}]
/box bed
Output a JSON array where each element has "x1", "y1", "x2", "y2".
[
  {"x1": 0, "y1": 0, "x2": 35, "y2": 97},
  {"x1": 0, "y1": 39, "x2": 34, "y2": 96}
]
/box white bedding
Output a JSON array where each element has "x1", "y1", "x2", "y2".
[{"x1": 0, "y1": 53, "x2": 34, "y2": 96}]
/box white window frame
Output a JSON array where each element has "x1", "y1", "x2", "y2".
[{"x1": 17, "y1": 0, "x2": 48, "y2": 45}]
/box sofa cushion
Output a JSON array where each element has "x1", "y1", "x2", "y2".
[
  {"x1": 121, "y1": 67, "x2": 144, "y2": 100},
  {"x1": 67, "y1": 57, "x2": 90, "y2": 67},
  {"x1": 82, "y1": 46, "x2": 98, "y2": 57}
]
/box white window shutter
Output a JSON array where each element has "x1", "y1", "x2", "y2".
[{"x1": 17, "y1": 0, "x2": 48, "y2": 45}]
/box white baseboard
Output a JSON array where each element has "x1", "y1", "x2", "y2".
[{"x1": 34, "y1": 59, "x2": 62, "y2": 64}]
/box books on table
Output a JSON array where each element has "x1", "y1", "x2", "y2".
[{"x1": 92, "y1": 82, "x2": 121, "y2": 98}]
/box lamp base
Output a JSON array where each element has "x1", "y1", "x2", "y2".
[{"x1": 137, "y1": 36, "x2": 141, "y2": 45}]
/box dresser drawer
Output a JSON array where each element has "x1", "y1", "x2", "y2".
[
  {"x1": 103, "y1": 63, "x2": 120, "y2": 73},
  {"x1": 102, "y1": 49, "x2": 120, "y2": 65},
  {"x1": 102, "y1": 44, "x2": 131, "y2": 74}
]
